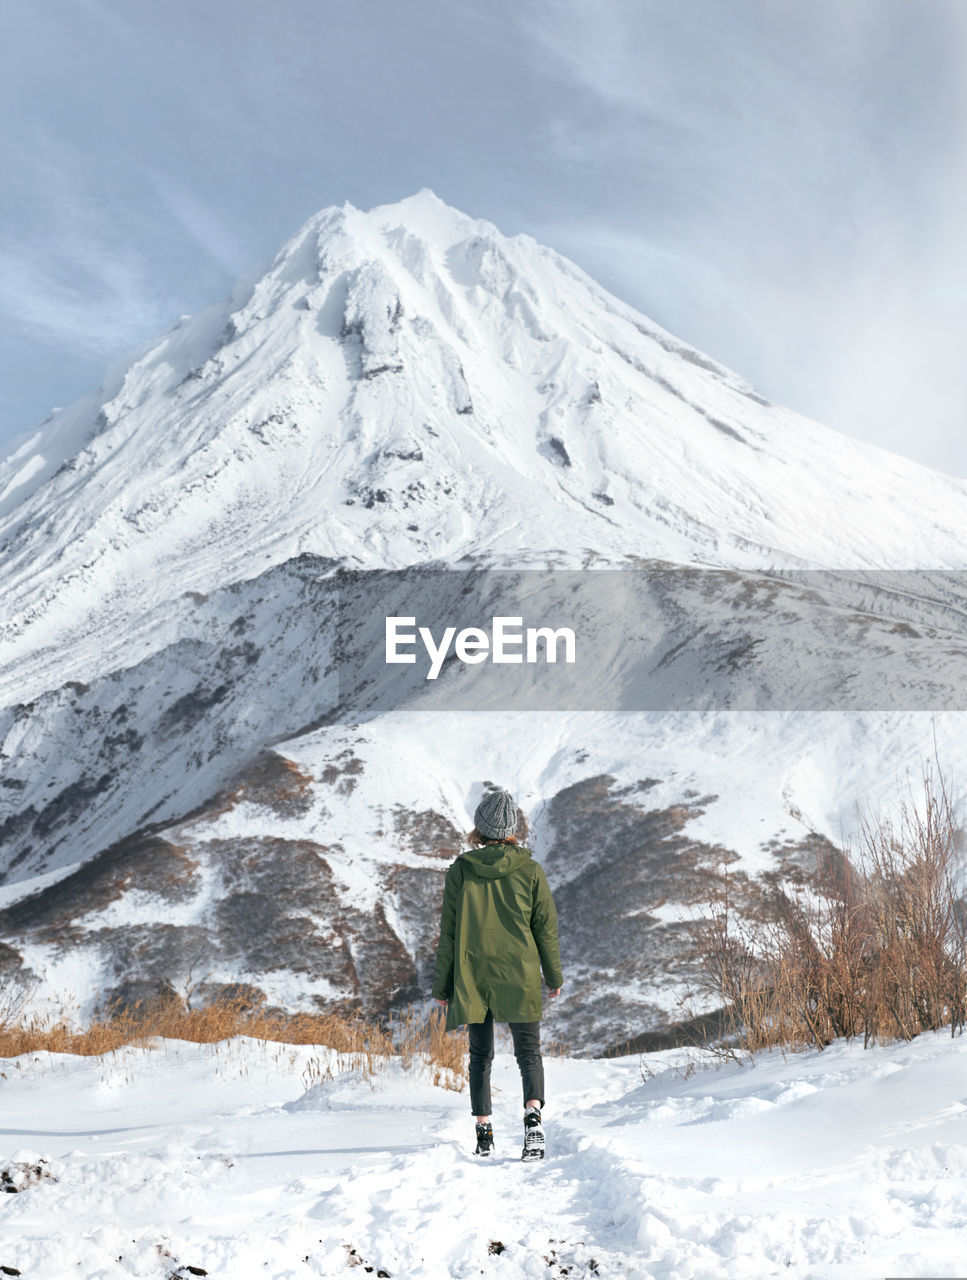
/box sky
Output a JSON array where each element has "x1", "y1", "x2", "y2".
[{"x1": 2, "y1": 0, "x2": 966, "y2": 474}]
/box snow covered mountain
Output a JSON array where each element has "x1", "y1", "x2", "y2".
[
  {"x1": 4, "y1": 189, "x2": 967, "y2": 702},
  {"x1": 3, "y1": 190, "x2": 967, "y2": 1049}
]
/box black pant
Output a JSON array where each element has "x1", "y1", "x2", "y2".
[{"x1": 468, "y1": 1010, "x2": 545, "y2": 1116}]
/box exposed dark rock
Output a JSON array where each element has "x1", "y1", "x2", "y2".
[
  {"x1": 762, "y1": 831, "x2": 851, "y2": 890},
  {"x1": 708, "y1": 418, "x2": 746, "y2": 443},
  {"x1": 379, "y1": 444, "x2": 424, "y2": 463},
  {"x1": 547, "y1": 436, "x2": 571, "y2": 467},
  {"x1": 0, "y1": 944, "x2": 36, "y2": 1003},
  {"x1": 249, "y1": 412, "x2": 287, "y2": 442},
  {"x1": 346, "y1": 899, "x2": 422, "y2": 1010},
  {"x1": 391, "y1": 806, "x2": 463, "y2": 860},
  {"x1": 85, "y1": 924, "x2": 213, "y2": 987},
  {"x1": 201, "y1": 835, "x2": 417, "y2": 1015},
  {"x1": 0, "y1": 833, "x2": 200, "y2": 938},
  {"x1": 384, "y1": 863, "x2": 449, "y2": 992},
  {"x1": 157, "y1": 684, "x2": 230, "y2": 738},
  {"x1": 542, "y1": 774, "x2": 734, "y2": 1050},
  {"x1": 601, "y1": 1004, "x2": 734, "y2": 1057},
  {"x1": 1, "y1": 1157, "x2": 55, "y2": 1195},
  {"x1": 30, "y1": 773, "x2": 115, "y2": 843},
  {"x1": 103, "y1": 727, "x2": 145, "y2": 753},
  {"x1": 226, "y1": 752, "x2": 315, "y2": 818},
  {"x1": 206, "y1": 837, "x2": 348, "y2": 969},
  {"x1": 193, "y1": 981, "x2": 267, "y2": 1011},
  {"x1": 96, "y1": 975, "x2": 186, "y2": 1017},
  {"x1": 216, "y1": 641, "x2": 261, "y2": 672},
  {"x1": 0, "y1": 808, "x2": 35, "y2": 867},
  {"x1": 0, "y1": 941, "x2": 26, "y2": 975},
  {"x1": 318, "y1": 749, "x2": 364, "y2": 794}
]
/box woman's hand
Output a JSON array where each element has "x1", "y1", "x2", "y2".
[
  {"x1": 434, "y1": 998, "x2": 448, "y2": 1007},
  {"x1": 548, "y1": 988, "x2": 562, "y2": 998}
]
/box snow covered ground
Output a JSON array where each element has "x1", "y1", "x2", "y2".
[{"x1": 2, "y1": 1028, "x2": 966, "y2": 1279}]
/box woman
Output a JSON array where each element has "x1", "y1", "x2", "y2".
[{"x1": 431, "y1": 787, "x2": 564, "y2": 1160}]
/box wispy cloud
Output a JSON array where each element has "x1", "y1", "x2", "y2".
[
  {"x1": 146, "y1": 170, "x2": 247, "y2": 279},
  {"x1": 1, "y1": 0, "x2": 967, "y2": 472},
  {"x1": 0, "y1": 236, "x2": 159, "y2": 355},
  {"x1": 513, "y1": 0, "x2": 967, "y2": 471},
  {"x1": 0, "y1": 135, "x2": 165, "y2": 351}
]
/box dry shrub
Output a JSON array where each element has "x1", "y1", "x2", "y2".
[
  {"x1": 858, "y1": 768, "x2": 967, "y2": 1044},
  {"x1": 0, "y1": 992, "x2": 467, "y2": 1090},
  {"x1": 391, "y1": 1005, "x2": 467, "y2": 1090},
  {"x1": 691, "y1": 762, "x2": 967, "y2": 1056},
  {"x1": 542, "y1": 1035, "x2": 570, "y2": 1058},
  {"x1": 0, "y1": 994, "x2": 380, "y2": 1056},
  {"x1": 424, "y1": 1008, "x2": 468, "y2": 1087}
]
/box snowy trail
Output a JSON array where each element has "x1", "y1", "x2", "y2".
[
  {"x1": 2, "y1": 1033, "x2": 967, "y2": 1278},
  {"x1": 307, "y1": 1110, "x2": 646, "y2": 1280}
]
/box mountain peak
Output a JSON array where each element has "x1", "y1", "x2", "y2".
[
  {"x1": 293, "y1": 189, "x2": 490, "y2": 262},
  {"x1": 367, "y1": 187, "x2": 487, "y2": 239},
  {"x1": 3, "y1": 193, "x2": 967, "y2": 698},
  {"x1": 373, "y1": 185, "x2": 462, "y2": 217}
]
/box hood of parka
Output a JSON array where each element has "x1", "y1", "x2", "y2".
[{"x1": 458, "y1": 842, "x2": 533, "y2": 879}]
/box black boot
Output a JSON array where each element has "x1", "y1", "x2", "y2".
[
  {"x1": 474, "y1": 1121, "x2": 494, "y2": 1156},
  {"x1": 521, "y1": 1106, "x2": 544, "y2": 1161}
]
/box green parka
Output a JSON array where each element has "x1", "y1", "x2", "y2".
[{"x1": 431, "y1": 841, "x2": 564, "y2": 1030}]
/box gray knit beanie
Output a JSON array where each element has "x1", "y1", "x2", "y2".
[{"x1": 473, "y1": 788, "x2": 519, "y2": 840}]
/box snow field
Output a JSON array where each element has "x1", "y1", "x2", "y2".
[{"x1": 2, "y1": 1030, "x2": 967, "y2": 1278}]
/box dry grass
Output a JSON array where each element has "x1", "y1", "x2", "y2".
[
  {"x1": 690, "y1": 761, "x2": 967, "y2": 1057},
  {"x1": 390, "y1": 1006, "x2": 467, "y2": 1089},
  {"x1": 0, "y1": 994, "x2": 468, "y2": 1089},
  {"x1": 542, "y1": 1035, "x2": 571, "y2": 1058}
]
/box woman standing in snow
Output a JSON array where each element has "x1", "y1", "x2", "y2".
[{"x1": 431, "y1": 788, "x2": 564, "y2": 1160}]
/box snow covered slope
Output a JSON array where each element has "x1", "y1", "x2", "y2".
[
  {"x1": 4, "y1": 705, "x2": 966, "y2": 1053},
  {"x1": 2, "y1": 1030, "x2": 967, "y2": 1278}
]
